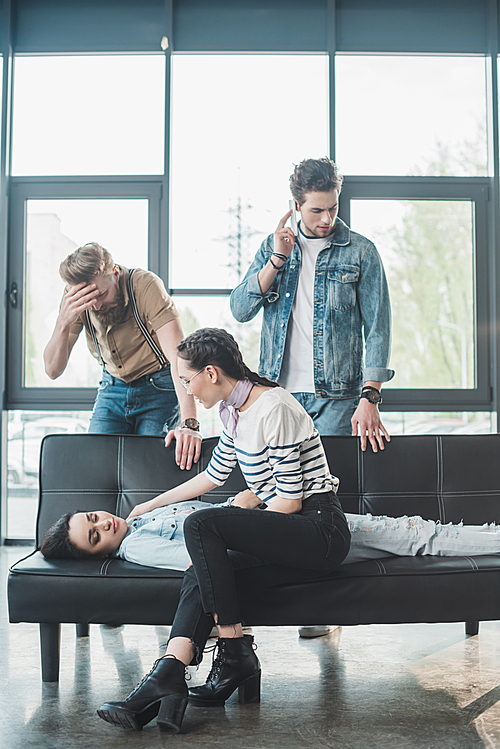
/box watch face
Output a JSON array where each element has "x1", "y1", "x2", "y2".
[
  {"x1": 183, "y1": 418, "x2": 200, "y2": 430},
  {"x1": 362, "y1": 390, "x2": 382, "y2": 404}
]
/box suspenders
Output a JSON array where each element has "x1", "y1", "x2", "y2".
[{"x1": 84, "y1": 268, "x2": 168, "y2": 374}]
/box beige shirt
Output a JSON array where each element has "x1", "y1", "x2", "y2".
[{"x1": 69, "y1": 266, "x2": 179, "y2": 382}]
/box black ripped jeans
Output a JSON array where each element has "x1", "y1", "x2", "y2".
[{"x1": 168, "y1": 491, "x2": 350, "y2": 664}]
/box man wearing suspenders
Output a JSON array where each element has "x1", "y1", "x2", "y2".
[{"x1": 44, "y1": 242, "x2": 201, "y2": 470}]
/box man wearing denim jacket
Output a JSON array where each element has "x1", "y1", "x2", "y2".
[{"x1": 231, "y1": 157, "x2": 394, "y2": 455}]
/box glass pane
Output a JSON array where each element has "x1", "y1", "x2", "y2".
[
  {"x1": 12, "y1": 55, "x2": 165, "y2": 175},
  {"x1": 25, "y1": 199, "x2": 149, "y2": 388},
  {"x1": 336, "y1": 56, "x2": 487, "y2": 176},
  {"x1": 350, "y1": 199, "x2": 475, "y2": 389},
  {"x1": 170, "y1": 54, "x2": 329, "y2": 289},
  {"x1": 384, "y1": 412, "x2": 494, "y2": 435},
  {"x1": 173, "y1": 294, "x2": 263, "y2": 438},
  {"x1": 7, "y1": 410, "x2": 91, "y2": 539}
]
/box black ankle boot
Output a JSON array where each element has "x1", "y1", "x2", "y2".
[
  {"x1": 97, "y1": 656, "x2": 188, "y2": 732},
  {"x1": 188, "y1": 634, "x2": 261, "y2": 707}
]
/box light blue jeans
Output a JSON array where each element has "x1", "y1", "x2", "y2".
[
  {"x1": 291, "y1": 393, "x2": 358, "y2": 436},
  {"x1": 88, "y1": 367, "x2": 180, "y2": 436},
  {"x1": 344, "y1": 513, "x2": 500, "y2": 564}
]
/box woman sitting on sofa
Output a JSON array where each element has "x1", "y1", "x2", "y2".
[
  {"x1": 40, "y1": 327, "x2": 500, "y2": 736},
  {"x1": 44, "y1": 326, "x2": 351, "y2": 735}
]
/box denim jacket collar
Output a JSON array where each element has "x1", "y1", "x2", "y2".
[{"x1": 297, "y1": 217, "x2": 351, "y2": 254}]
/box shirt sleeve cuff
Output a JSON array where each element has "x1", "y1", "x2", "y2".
[
  {"x1": 246, "y1": 271, "x2": 279, "y2": 302},
  {"x1": 149, "y1": 307, "x2": 180, "y2": 330},
  {"x1": 362, "y1": 367, "x2": 395, "y2": 383},
  {"x1": 204, "y1": 468, "x2": 226, "y2": 487}
]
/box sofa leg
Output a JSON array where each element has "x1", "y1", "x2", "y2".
[
  {"x1": 466, "y1": 621, "x2": 479, "y2": 636},
  {"x1": 76, "y1": 623, "x2": 89, "y2": 638},
  {"x1": 40, "y1": 623, "x2": 61, "y2": 682}
]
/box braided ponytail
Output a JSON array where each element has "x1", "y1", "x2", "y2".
[{"x1": 177, "y1": 328, "x2": 278, "y2": 388}]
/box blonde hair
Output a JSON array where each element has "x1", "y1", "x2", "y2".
[{"x1": 59, "y1": 242, "x2": 114, "y2": 285}]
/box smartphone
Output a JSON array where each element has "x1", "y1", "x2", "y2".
[{"x1": 288, "y1": 199, "x2": 298, "y2": 236}]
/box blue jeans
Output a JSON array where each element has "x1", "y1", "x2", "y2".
[
  {"x1": 88, "y1": 367, "x2": 180, "y2": 436},
  {"x1": 169, "y1": 492, "x2": 350, "y2": 664},
  {"x1": 291, "y1": 393, "x2": 358, "y2": 436}
]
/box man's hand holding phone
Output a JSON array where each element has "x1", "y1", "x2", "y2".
[
  {"x1": 273, "y1": 204, "x2": 297, "y2": 263},
  {"x1": 288, "y1": 199, "x2": 298, "y2": 235},
  {"x1": 258, "y1": 203, "x2": 298, "y2": 293}
]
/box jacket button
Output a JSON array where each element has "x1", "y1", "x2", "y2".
[
  {"x1": 171, "y1": 524, "x2": 175, "y2": 528},
  {"x1": 281, "y1": 323, "x2": 285, "y2": 327},
  {"x1": 285, "y1": 292, "x2": 290, "y2": 298}
]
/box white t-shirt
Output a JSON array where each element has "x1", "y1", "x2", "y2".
[{"x1": 279, "y1": 224, "x2": 332, "y2": 393}]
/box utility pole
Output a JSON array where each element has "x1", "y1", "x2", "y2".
[{"x1": 218, "y1": 194, "x2": 261, "y2": 283}]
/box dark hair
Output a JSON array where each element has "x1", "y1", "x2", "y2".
[
  {"x1": 177, "y1": 328, "x2": 279, "y2": 388},
  {"x1": 289, "y1": 157, "x2": 344, "y2": 206},
  {"x1": 41, "y1": 511, "x2": 90, "y2": 560}
]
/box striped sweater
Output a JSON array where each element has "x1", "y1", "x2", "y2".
[{"x1": 205, "y1": 387, "x2": 338, "y2": 503}]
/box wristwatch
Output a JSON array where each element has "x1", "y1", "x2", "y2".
[
  {"x1": 360, "y1": 387, "x2": 383, "y2": 405},
  {"x1": 181, "y1": 418, "x2": 200, "y2": 432}
]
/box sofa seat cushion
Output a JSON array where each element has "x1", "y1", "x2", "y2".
[{"x1": 9, "y1": 551, "x2": 500, "y2": 628}]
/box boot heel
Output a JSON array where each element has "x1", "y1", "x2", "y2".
[
  {"x1": 157, "y1": 693, "x2": 188, "y2": 734},
  {"x1": 238, "y1": 670, "x2": 261, "y2": 704}
]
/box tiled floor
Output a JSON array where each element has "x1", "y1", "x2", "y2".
[{"x1": 2, "y1": 544, "x2": 500, "y2": 748}]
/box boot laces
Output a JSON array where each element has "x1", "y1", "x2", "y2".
[
  {"x1": 127, "y1": 657, "x2": 163, "y2": 698},
  {"x1": 205, "y1": 641, "x2": 225, "y2": 684},
  {"x1": 126, "y1": 655, "x2": 186, "y2": 698}
]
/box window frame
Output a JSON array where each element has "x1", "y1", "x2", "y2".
[
  {"x1": 340, "y1": 176, "x2": 492, "y2": 410},
  {"x1": 6, "y1": 176, "x2": 163, "y2": 410}
]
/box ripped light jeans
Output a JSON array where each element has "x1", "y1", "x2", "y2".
[{"x1": 344, "y1": 513, "x2": 500, "y2": 564}]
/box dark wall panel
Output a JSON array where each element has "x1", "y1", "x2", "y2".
[
  {"x1": 173, "y1": 0, "x2": 327, "y2": 52},
  {"x1": 14, "y1": 0, "x2": 166, "y2": 53},
  {"x1": 337, "y1": 0, "x2": 488, "y2": 53},
  {"x1": 10, "y1": 0, "x2": 495, "y2": 55}
]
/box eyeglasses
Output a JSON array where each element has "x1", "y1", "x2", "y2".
[{"x1": 179, "y1": 368, "x2": 205, "y2": 393}]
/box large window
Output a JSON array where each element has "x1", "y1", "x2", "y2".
[
  {"x1": 170, "y1": 54, "x2": 329, "y2": 290},
  {"x1": 3, "y1": 2, "x2": 500, "y2": 543},
  {"x1": 12, "y1": 55, "x2": 166, "y2": 176},
  {"x1": 335, "y1": 55, "x2": 488, "y2": 177},
  {"x1": 350, "y1": 199, "x2": 475, "y2": 390},
  {"x1": 24, "y1": 198, "x2": 149, "y2": 388}
]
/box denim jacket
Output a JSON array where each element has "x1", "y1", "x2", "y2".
[
  {"x1": 230, "y1": 218, "x2": 394, "y2": 399},
  {"x1": 116, "y1": 500, "x2": 231, "y2": 570}
]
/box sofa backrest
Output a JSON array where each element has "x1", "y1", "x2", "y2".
[
  {"x1": 36, "y1": 434, "x2": 244, "y2": 547},
  {"x1": 37, "y1": 433, "x2": 500, "y2": 548},
  {"x1": 325, "y1": 434, "x2": 500, "y2": 525}
]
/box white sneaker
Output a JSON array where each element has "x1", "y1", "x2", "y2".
[{"x1": 298, "y1": 626, "x2": 339, "y2": 638}]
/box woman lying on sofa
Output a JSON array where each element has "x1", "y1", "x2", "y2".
[
  {"x1": 42, "y1": 496, "x2": 500, "y2": 570},
  {"x1": 40, "y1": 327, "x2": 500, "y2": 737}
]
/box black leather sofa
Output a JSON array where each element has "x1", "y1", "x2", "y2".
[{"x1": 8, "y1": 433, "x2": 500, "y2": 682}]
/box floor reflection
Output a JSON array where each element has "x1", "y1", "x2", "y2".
[{"x1": 2, "y1": 545, "x2": 500, "y2": 748}]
